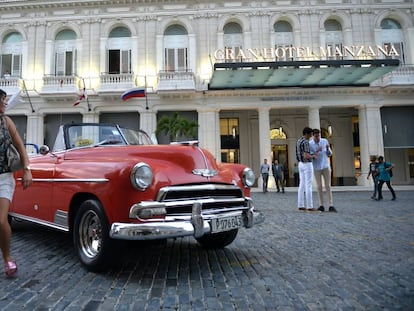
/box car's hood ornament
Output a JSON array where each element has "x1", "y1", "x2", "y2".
[{"x1": 192, "y1": 168, "x2": 218, "y2": 177}]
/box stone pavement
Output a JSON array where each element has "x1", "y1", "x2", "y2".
[{"x1": 0, "y1": 188, "x2": 413, "y2": 310}]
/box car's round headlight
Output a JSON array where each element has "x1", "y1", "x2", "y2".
[
  {"x1": 130, "y1": 162, "x2": 153, "y2": 190},
  {"x1": 243, "y1": 167, "x2": 255, "y2": 188}
]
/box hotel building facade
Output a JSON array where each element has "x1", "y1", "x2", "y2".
[{"x1": 1, "y1": 0, "x2": 413, "y2": 187}]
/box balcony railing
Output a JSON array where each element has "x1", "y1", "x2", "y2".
[
  {"x1": 41, "y1": 75, "x2": 81, "y2": 94},
  {"x1": 0, "y1": 77, "x2": 20, "y2": 94},
  {"x1": 99, "y1": 72, "x2": 135, "y2": 92},
  {"x1": 375, "y1": 65, "x2": 414, "y2": 87},
  {"x1": 157, "y1": 70, "x2": 196, "y2": 92}
]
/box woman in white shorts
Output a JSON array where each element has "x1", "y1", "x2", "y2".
[{"x1": 0, "y1": 89, "x2": 32, "y2": 278}]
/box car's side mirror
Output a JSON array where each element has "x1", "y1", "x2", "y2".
[{"x1": 39, "y1": 145, "x2": 50, "y2": 155}]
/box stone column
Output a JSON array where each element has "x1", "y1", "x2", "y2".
[
  {"x1": 258, "y1": 107, "x2": 271, "y2": 189},
  {"x1": 27, "y1": 114, "x2": 44, "y2": 148},
  {"x1": 198, "y1": 109, "x2": 220, "y2": 160},
  {"x1": 83, "y1": 112, "x2": 98, "y2": 123},
  {"x1": 140, "y1": 110, "x2": 157, "y2": 142},
  {"x1": 357, "y1": 104, "x2": 384, "y2": 186},
  {"x1": 308, "y1": 106, "x2": 320, "y2": 130}
]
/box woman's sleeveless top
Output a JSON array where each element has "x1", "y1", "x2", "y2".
[{"x1": 0, "y1": 116, "x2": 13, "y2": 173}]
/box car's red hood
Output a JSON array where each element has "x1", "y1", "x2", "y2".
[{"x1": 55, "y1": 144, "x2": 240, "y2": 187}]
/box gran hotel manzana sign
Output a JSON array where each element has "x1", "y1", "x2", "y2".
[{"x1": 213, "y1": 44, "x2": 399, "y2": 61}]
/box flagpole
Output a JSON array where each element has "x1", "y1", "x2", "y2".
[
  {"x1": 82, "y1": 78, "x2": 91, "y2": 112},
  {"x1": 22, "y1": 80, "x2": 35, "y2": 113},
  {"x1": 144, "y1": 76, "x2": 149, "y2": 110}
]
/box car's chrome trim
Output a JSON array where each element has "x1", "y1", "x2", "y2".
[
  {"x1": 130, "y1": 197, "x2": 247, "y2": 218},
  {"x1": 54, "y1": 210, "x2": 68, "y2": 227},
  {"x1": 156, "y1": 184, "x2": 242, "y2": 202},
  {"x1": 8, "y1": 212, "x2": 70, "y2": 232},
  {"x1": 15, "y1": 178, "x2": 108, "y2": 183},
  {"x1": 110, "y1": 207, "x2": 264, "y2": 241}
]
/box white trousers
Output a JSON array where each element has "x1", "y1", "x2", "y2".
[
  {"x1": 314, "y1": 167, "x2": 333, "y2": 207},
  {"x1": 298, "y1": 162, "x2": 313, "y2": 209}
]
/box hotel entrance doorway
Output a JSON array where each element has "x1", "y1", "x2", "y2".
[{"x1": 272, "y1": 144, "x2": 290, "y2": 186}]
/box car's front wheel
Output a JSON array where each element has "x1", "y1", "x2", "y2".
[
  {"x1": 195, "y1": 229, "x2": 238, "y2": 249},
  {"x1": 73, "y1": 199, "x2": 115, "y2": 271}
]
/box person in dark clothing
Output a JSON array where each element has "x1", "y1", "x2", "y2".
[{"x1": 376, "y1": 156, "x2": 396, "y2": 201}]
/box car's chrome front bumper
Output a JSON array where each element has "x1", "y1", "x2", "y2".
[{"x1": 109, "y1": 199, "x2": 264, "y2": 241}]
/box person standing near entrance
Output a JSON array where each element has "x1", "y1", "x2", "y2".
[
  {"x1": 272, "y1": 159, "x2": 284, "y2": 193},
  {"x1": 296, "y1": 127, "x2": 319, "y2": 212},
  {"x1": 310, "y1": 128, "x2": 336, "y2": 212},
  {"x1": 367, "y1": 155, "x2": 379, "y2": 200},
  {"x1": 376, "y1": 156, "x2": 396, "y2": 201},
  {"x1": 260, "y1": 158, "x2": 270, "y2": 193}
]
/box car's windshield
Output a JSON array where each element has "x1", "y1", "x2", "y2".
[{"x1": 58, "y1": 124, "x2": 152, "y2": 150}]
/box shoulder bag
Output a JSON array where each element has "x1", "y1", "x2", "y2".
[
  {"x1": 7, "y1": 143, "x2": 23, "y2": 172},
  {"x1": 2, "y1": 116, "x2": 23, "y2": 172}
]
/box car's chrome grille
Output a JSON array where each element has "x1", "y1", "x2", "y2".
[{"x1": 156, "y1": 184, "x2": 246, "y2": 215}]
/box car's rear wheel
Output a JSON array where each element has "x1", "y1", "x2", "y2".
[
  {"x1": 195, "y1": 229, "x2": 238, "y2": 249},
  {"x1": 73, "y1": 199, "x2": 115, "y2": 271}
]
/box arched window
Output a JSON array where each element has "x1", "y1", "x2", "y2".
[
  {"x1": 274, "y1": 21, "x2": 293, "y2": 61},
  {"x1": 107, "y1": 26, "x2": 131, "y2": 74},
  {"x1": 1, "y1": 32, "x2": 23, "y2": 77},
  {"x1": 163, "y1": 25, "x2": 188, "y2": 72},
  {"x1": 324, "y1": 19, "x2": 343, "y2": 60},
  {"x1": 223, "y1": 22, "x2": 243, "y2": 62},
  {"x1": 54, "y1": 29, "x2": 77, "y2": 76},
  {"x1": 380, "y1": 18, "x2": 405, "y2": 63}
]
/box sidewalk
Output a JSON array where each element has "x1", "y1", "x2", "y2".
[{"x1": 252, "y1": 184, "x2": 414, "y2": 192}]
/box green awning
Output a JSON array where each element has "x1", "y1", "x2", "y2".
[{"x1": 209, "y1": 59, "x2": 399, "y2": 89}]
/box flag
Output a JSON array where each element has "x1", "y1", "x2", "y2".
[
  {"x1": 121, "y1": 87, "x2": 146, "y2": 101},
  {"x1": 73, "y1": 88, "x2": 87, "y2": 106},
  {"x1": 6, "y1": 90, "x2": 24, "y2": 111}
]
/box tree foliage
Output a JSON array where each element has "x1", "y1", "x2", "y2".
[{"x1": 156, "y1": 112, "x2": 199, "y2": 142}]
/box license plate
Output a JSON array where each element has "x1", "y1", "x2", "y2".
[{"x1": 211, "y1": 215, "x2": 242, "y2": 233}]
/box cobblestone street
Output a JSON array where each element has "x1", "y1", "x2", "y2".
[{"x1": 1, "y1": 189, "x2": 413, "y2": 310}]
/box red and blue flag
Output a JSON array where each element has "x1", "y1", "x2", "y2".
[{"x1": 121, "y1": 87, "x2": 146, "y2": 101}]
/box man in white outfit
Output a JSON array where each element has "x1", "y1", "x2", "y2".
[
  {"x1": 296, "y1": 127, "x2": 319, "y2": 212},
  {"x1": 309, "y1": 128, "x2": 336, "y2": 212}
]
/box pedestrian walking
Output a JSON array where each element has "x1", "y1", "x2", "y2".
[
  {"x1": 0, "y1": 89, "x2": 33, "y2": 277},
  {"x1": 272, "y1": 159, "x2": 284, "y2": 193},
  {"x1": 367, "y1": 155, "x2": 379, "y2": 200},
  {"x1": 376, "y1": 155, "x2": 396, "y2": 201},
  {"x1": 296, "y1": 127, "x2": 319, "y2": 212},
  {"x1": 309, "y1": 128, "x2": 336, "y2": 212},
  {"x1": 260, "y1": 158, "x2": 270, "y2": 193}
]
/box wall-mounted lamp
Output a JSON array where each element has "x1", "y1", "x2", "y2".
[
  {"x1": 279, "y1": 124, "x2": 283, "y2": 135},
  {"x1": 232, "y1": 126, "x2": 237, "y2": 139},
  {"x1": 327, "y1": 124, "x2": 333, "y2": 136}
]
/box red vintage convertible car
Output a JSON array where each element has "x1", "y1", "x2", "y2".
[{"x1": 10, "y1": 123, "x2": 263, "y2": 271}]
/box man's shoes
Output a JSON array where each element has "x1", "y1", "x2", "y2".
[
  {"x1": 277, "y1": 189, "x2": 280, "y2": 193},
  {"x1": 282, "y1": 190, "x2": 285, "y2": 193},
  {"x1": 298, "y1": 207, "x2": 306, "y2": 211},
  {"x1": 376, "y1": 197, "x2": 383, "y2": 201},
  {"x1": 307, "y1": 208, "x2": 320, "y2": 212},
  {"x1": 391, "y1": 197, "x2": 396, "y2": 201},
  {"x1": 318, "y1": 206, "x2": 325, "y2": 212},
  {"x1": 371, "y1": 196, "x2": 375, "y2": 200},
  {"x1": 328, "y1": 206, "x2": 337, "y2": 212}
]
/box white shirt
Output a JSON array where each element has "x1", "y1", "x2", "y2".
[{"x1": 309, "y1": 137, "x2": 332, "y2": 171}]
